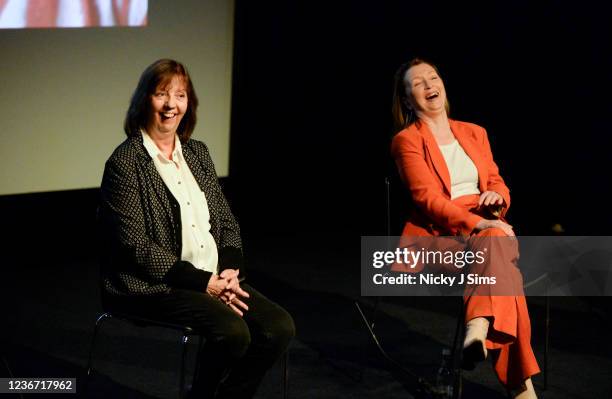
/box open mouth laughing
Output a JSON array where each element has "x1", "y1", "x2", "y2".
[
  {"x1": 161, "y1": 112, "x2": 177, "y2": 120},
  {"x1": 425, "y1": 91, "x2": 440, "y2": 101}
]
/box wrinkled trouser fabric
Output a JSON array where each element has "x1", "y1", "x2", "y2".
[{"x1": 455, "y1": 195, "x2": 540, "y2": 387}]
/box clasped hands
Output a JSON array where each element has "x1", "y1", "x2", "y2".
[
  {"x1": 206, "y1": 269, "x2": 250, "y2": 316},
  {"x1": 475, "y1": 191, "x2": 515, "y2": 237}
]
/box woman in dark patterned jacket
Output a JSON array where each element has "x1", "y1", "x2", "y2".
[{"x1": 100, "y1": 59, "x2": 294, "y2": 399}]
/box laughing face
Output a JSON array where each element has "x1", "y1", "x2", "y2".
[
  {"x1": 147, "y1": 75, "x2": 188, "y2": 137},
  {"x1": 404, "y1": 63, "x2": 447, "y2": 118}
]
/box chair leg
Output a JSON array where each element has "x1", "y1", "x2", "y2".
[
  {"x1": 86, "y1": 313, "x2": 112, "y2": 376},
  {"x1": 281, "y1": 349, "x2": 289, "y2": 399},
  {"x1": 84, "y1": 313, "x2": 112, "y2": 397},
  {"x1": 543, "y1": 295, "x2": 550, "y2": 391},
  {"x1": 179, "y1": 334, "x2": 190, "y2": 399},
  {"x1": 451, "y1": 300, "x2": 465, "y2": 399},
  {"x1": 1, "y1": 356, "x2": 24, "y2": 399}
]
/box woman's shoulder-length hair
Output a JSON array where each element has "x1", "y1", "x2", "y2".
[{"x1": 124, "y1": 59, "x2": 199, "y2": 142}]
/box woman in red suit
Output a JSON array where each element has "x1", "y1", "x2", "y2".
[{"x1": 391, "y1": 58, "x2": 539, "y2": 398}]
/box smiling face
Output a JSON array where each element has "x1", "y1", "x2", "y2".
[
  {"x1": 404, "y1": 62, "x2": 447, "y2": 119},
  {"x1": 147, "y1": 75, "x2": 188, "y2": 137}
]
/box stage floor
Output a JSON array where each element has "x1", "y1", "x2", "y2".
[{"x1": 4, "y1": 234, "x2": 611, "y2": 398}]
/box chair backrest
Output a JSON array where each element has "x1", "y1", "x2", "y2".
[
  {"x1": 384, "y1": 172, "x2": 414, "y2": 236},
  {"x1": 96, "y1": 204, "x2": 117, "y2": 311}
]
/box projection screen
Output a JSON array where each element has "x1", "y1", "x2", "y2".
[{"x1": 0, "y1": 0, "x2": 234, "y2": 195}]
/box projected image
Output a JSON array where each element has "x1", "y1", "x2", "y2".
[{"x1": 0, "y1": 0, "x2": 147, "y2": 28}]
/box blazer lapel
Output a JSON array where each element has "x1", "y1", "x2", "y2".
[
  {"x1": 450, "y1": 120, "x2": 487, "y2": 192},
  {"x1": 419, "y1": 122, "x2": 452, "y2": 196},
  {"x1": 183, "y1": 144, "x2": 216, "y2": 202},
  {"x1": 135, "y1": 137, "x2": 176, "y2": 223}
]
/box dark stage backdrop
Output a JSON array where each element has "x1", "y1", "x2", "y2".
[
  {"x1": 229, "y1": 0, "x2": 611, "y2": 238},
  {"x1": 2, "y1": 0, "x2": 610, "y2": 261}
]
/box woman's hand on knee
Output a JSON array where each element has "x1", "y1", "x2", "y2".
[
  {"x1": 220, "y1": 290, "x2": 249, "y2": 316},
  {"x1": 206, "y1": 274, "x2": 228, "y2": 298},
  {"x1": 218, "y1": 269, "x2": 250, "y2": 316},
  {"x1": 220, "y1": 269, "x2": 241, "y2": 291},
  {"x1": 220, "y1": 269, "x2": 250, "y2": 300},
  {"x1": 478, "y1": 191, "x2": 504, "y2": 207},
  {"x1": 475, "y1": 219, "x2": 515, "y2": 237}
]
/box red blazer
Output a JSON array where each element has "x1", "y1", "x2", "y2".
[{"x1": 391, "y1": 119, "x2": 510, "y2": 237}]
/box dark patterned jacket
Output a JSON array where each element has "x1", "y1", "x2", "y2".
[{"x1": 99, "y1": 135, "x2": 243, "y2": 297}]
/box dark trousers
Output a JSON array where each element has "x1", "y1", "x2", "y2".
[{"x1": 104, "y1": 284, "x2": 295, "y2": 399}]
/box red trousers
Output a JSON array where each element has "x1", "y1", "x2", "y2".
[
  {"x1": 464, "y1": 227, "x2": 540, "y2": 387},
  {"x1": 455, "y1": 195, "x2": 540, "y2": 387},
  {"x1": 397, "y1": 194, "x2": 540, "y2": 387}
]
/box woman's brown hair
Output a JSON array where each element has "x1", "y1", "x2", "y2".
[{"x1": 124, "y1": 59, "x2": 199, "y2": 142}]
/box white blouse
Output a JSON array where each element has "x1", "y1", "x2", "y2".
[
  {"x1": 142, "y1": 131, "x2": 219, "y2": 274},
  {"x1": 438, "y1": 140, "x2": 480, "y2": 200}
]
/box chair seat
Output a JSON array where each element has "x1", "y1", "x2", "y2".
[{"x1": 106, "y1": 312, "x2": 197, "y2": 334}]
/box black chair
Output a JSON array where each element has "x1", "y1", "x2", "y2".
[
  {"x1": 86, "y1": 311, "x2": 291, "y2": 399},
  {"x1": 85, "y1": 312, "x2": 204, "y2": 399}
]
